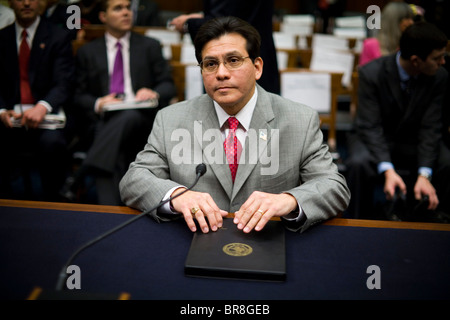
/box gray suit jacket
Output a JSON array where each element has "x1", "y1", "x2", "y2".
[{"x1": 119, "y1": 85, "x2": 350, "y2": 232}]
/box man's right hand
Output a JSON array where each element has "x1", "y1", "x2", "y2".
[
  {"x1": 96, "y1": 93, "x2": 124, "y2": 113},
  {"x1": 0, "y1": 109, "x2": 19, "y2": 128},
  {"x1": 170, "y1": 188, "x2": 228, "y2": 233},
  {"x1": 383, "y1": 168, "x2": 407, "y2": 200}
]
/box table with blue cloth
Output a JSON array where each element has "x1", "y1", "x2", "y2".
[{"x1": 1, "y1": 199, "x2": 449, "y2": 305}]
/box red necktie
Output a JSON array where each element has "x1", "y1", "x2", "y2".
[
  {"x1": 224, "y1": 117, "x2": 241, "y2": 183},
  {"x1": 19, "y1": 29, "x2": 34, "y2": 104},
  {"x1": 110, "y1": 41, "x2": 124, "y2": 94}
]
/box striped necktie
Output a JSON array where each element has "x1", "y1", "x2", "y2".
[{"x1": 224, "y1": 117, "x2": 241, "y2": 183}]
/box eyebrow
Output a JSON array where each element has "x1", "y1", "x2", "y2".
[{"x1": 203, "y1": 50, "x2": 244, "y2": 60}]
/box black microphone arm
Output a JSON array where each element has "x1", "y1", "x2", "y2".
[{"x1": 55, "y1": 163, "x2": 207, "y2": 291}]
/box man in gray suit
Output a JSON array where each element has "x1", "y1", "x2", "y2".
[{"x1": 120, "y1": 16, "x2": 350, "y2": 233}]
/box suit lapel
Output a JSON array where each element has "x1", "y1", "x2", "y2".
[
  {"x1": 6, "y1": 25, "x2": 20, "y2": 102},
  {"x1": 193, "y1": 97, "x2": 234, "y2": 198},
  {"x1": 96, "y1": 38, "x2": 110, "y2": 95},
  {"x1": 29, "y1": 20, "x2": 48, "y2": 87},
  {"x1": 232, "y1": 86, "x2": 275, "y2": 200},
  {"x1": 385, "y1": 56, "x2": 405, "y2": 111},
  {"x1": 129, "y1": 33, "x2": 138, "y2": 91}
]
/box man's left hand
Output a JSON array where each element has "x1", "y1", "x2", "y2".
[{"x1": 234, "y1": 191, "x2": 298, "y2": 233}]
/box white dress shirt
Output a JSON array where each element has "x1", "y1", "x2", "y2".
[
  {"x1": 95, "y1": 32, "x2": 135, "y2": 113},
  {"x1": 8, "y1": 17, "x2": 52, "y2": 114}
]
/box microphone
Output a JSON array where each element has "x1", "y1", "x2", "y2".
[
  {"x1": 55, "y1": 163, "x2": 207, "y2": 291},
  {"x1": 196, "y1": 163, "x2": 206, "y2": 176}
]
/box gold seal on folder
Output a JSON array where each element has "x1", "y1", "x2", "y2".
[{"x1": 222, "y1": 243, "x2": 253, "y2": 257}]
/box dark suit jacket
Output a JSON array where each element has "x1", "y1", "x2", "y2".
[
  {"x1": 0, "y1": 18, "x2": 75, "y2": 113},
  {"x1": 443, "y1": 56, "x2": 450, "y2": 149},
  {"x1": 74, "y1": 31, "x2": 175, "y2": 116},
  {"x1": 185, "y1": 0, "x2": 280, "y2": 94},
  {"x1": 134, "y1": 0, "x2": 160, "y2": 26},
  {"x1": 73, "y1": 31, "x2": 176, "y2": 176},
  {"x1": 356, "y1": 53, "x2": 447, "y2": 171}
]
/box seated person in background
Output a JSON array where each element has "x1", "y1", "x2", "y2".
[
  {"x1": 64, "y1": 0, "x2": 176, "y2": 205},
  {"x1": 131, "y1": 0, "x2": 160, "y2": 26},
  {"x1": 434, "y1": 54, "x2": 450, "y2": 219},
  {"x1": 71, "y1": 0, "x2": 103, "y2": 25},
  {"x1": 0, "y1": 0, "x2": 75, "y2": 201},
  {"x1": 359, "y1": 2, "x2": 414, "y2": 66},
  {"x1": 43, "y1": 0, "x2": 78, "y2": 39},
  {"x1": 44, "y1": 0, "x2": 71, "y2": 27},
  {"x1": 119, "y1": 16, "x2": 350, "y2": 234},
  {"x1": 0, "y1": 3, "x2": 15, "y2": 29},
  {"x1": 346, "y1": 22, "x2": 449, "y2": 221}
]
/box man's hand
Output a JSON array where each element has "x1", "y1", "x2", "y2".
[
  {"x1": 21, "y1": 103, "x2": 47, "y2": 129},
  {"x1": 234, "y1": 191, "x2": 298, "y2": 233},
  {"x1": 170, "y1": 188, "x2": 228, "y2": 233},
  {"x1": 0, "y1": 109, "x2": 20, "y2": 128},
  {"x1": 383, "y1": 168, "x2": 407, "y2": 200},
  {"x1": 135, "y1": 88, "x2": 159, "y2": 101},
  {"x1": 415, "y1": 175, "x2": 439, "y2": 210},
  {"x1": 96, "y1": 93, "x2": 123, "y2": 112},
  {"x1": 169, "y1": 13, "x2": 203, "y2": 33}
]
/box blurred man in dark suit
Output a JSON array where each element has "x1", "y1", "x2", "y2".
[
  {"x1": 0, "y1": 0, "x2": 75, "y2": 201},
  {"x1": 346, "y1": 22, "x2": 449, "y2": 221},
  {"x1": 132, "y1": 0, "x2": 160, "y2": 26},
  {"x1": 64, "y1": 0, "x2": 175, "y2": 205}
]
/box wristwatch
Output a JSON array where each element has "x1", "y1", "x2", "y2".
[
  {"x1": 419, "y1": 172, "x2": 431, "y2": 181},
  {"x1": 183, "y1": 22, "x2": 189, "y2": 34}
]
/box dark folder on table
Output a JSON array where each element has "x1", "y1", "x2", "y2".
[{"x1": 184, "y1": 218, "x2": 286, "y2": 281}]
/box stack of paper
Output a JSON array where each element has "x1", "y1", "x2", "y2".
[
  {"x1": 102, "y1": 99, "x2": 158, "y2": 112},
  {"x1": 11, "y1": 104, "x2": 66, "y2": 130}
]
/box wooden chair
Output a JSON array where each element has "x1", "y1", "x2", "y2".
[
  {"x1": 280, "y1": 68, "x2": 343, "y2": 151},
  {"x1": 77, "y1": 24, "x2": 164, "y2": 42},
  {"x1": 170, "y1": 61, "x2": 188, "y2": 102},
  {"x1": 349, "y1": 71, "x2": 359, "y2": 119}
]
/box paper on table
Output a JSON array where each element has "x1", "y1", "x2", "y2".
[
  {"x1": 310, "y1": 49, "x2": 354, "y2": 87},
  {"x1": 11, "y1": 104, "x2": 66, "y2": 130},
  {"x1": 309, "y1": 34, "x2": 355, "y2": 87},
  {"x1": 185, "y1": 65, "x2": 204, "y2": 100},
  {"x1": 280, "y1": 72, "x2": 331, "y2": 113},
  {"x1": 102, "y1": 99, "x2": 158, "y2": 112}
]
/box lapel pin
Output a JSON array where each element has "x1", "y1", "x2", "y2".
[
  {"x1": 40, "y1": 43, "x2": 45, "y2": 49},
  {"x1": 259, "y1": 130, "x2": 267, "y2": 141}
]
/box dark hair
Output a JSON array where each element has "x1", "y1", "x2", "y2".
[
  {"x1": 400, "y1": 21, "x2": 447, "y2": 60},
  {"x1": 193, "y1": 16, "x2": 261, "y2": 64},
  {"x1": 99, "y1": 0, "x2": 109, "y2": 12}
]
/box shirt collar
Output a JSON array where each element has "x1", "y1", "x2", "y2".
[
  {"x1": 15, "y1": 16, "x2": 40, "y2": 44},
  {"x1": 396, "y1": 51, "x2": 410, "y2": 83},
  {"x1": 214, "y1": 86, "x2": 258, "y2": 132},
  {"x1": 105, "y1": 31, "x2": 131, "y2": 50}
]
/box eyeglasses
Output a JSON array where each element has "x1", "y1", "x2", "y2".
[{"x1": 198, "y1": 56, "x2": 250, "y2": 73}]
